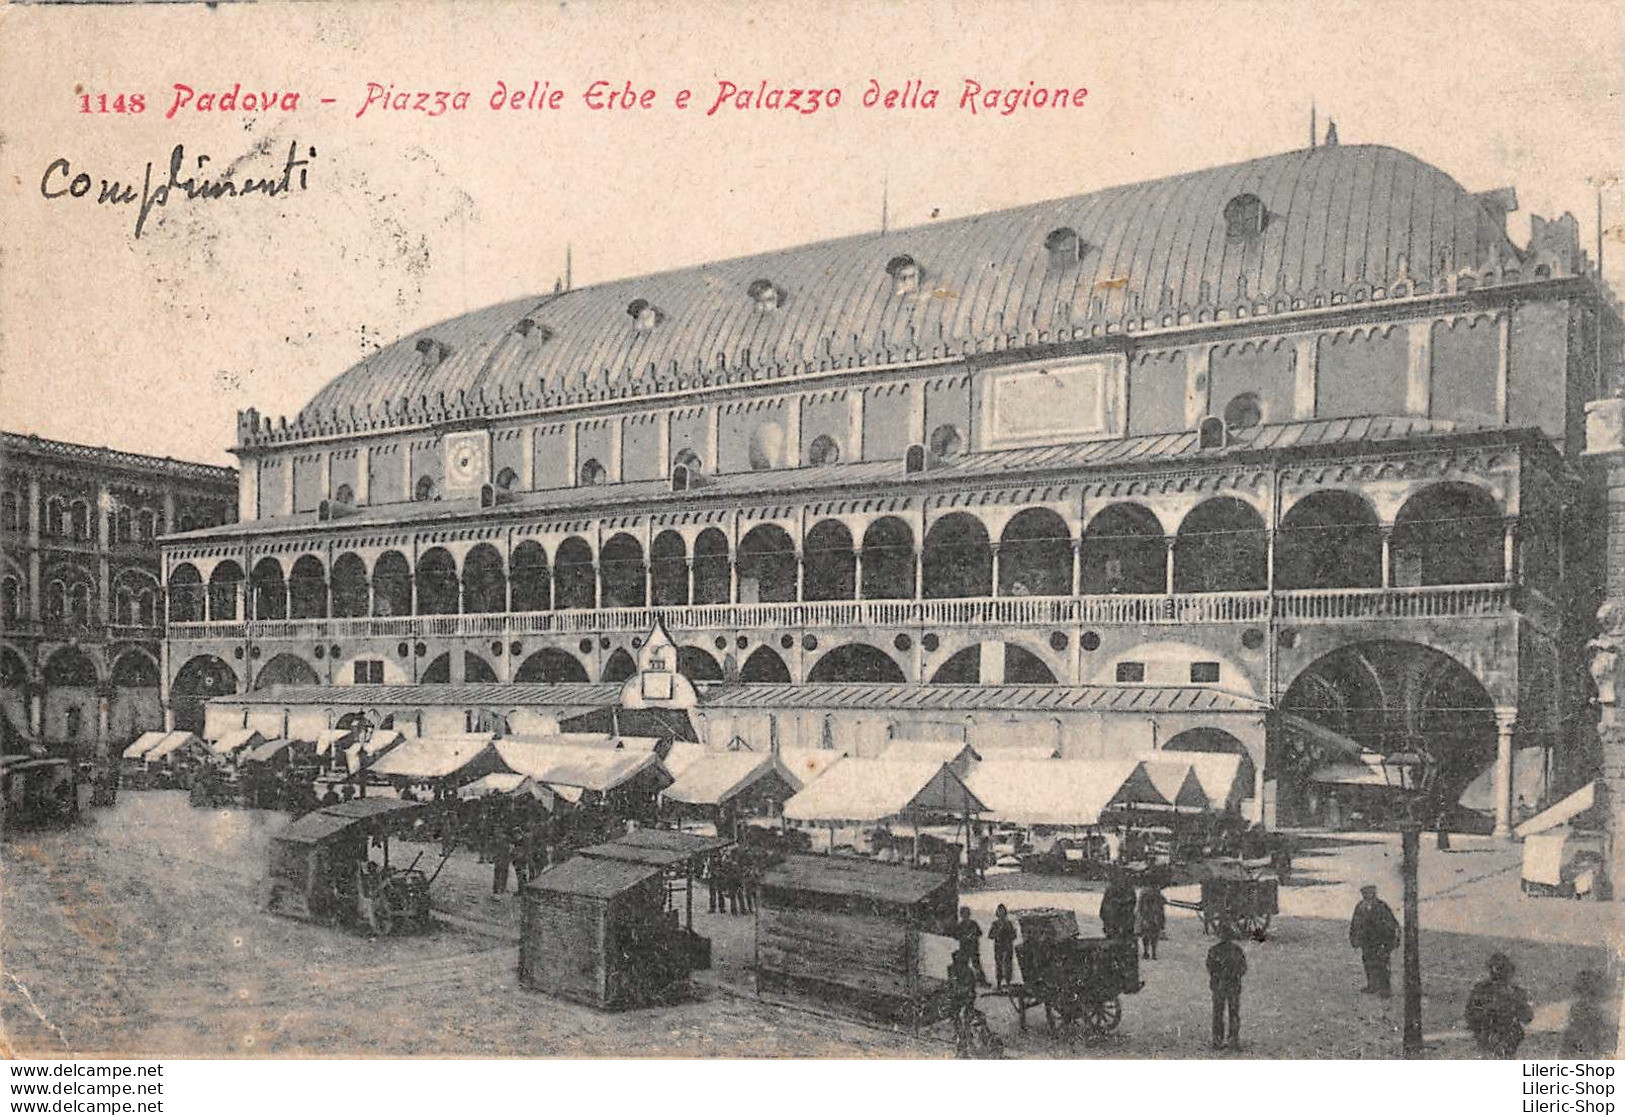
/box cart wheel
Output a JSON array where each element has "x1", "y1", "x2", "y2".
[
  {"x1": 1082, "y1": 997, "x2": 1122, "y2": 1035},
  {"x1": 1051, "y1": 985, "x2": 1087, "y2": 1030}
]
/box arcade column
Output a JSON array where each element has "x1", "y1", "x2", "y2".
[{"x1": 1581, "y1": 396, "x2": 1625, "y2": 896}]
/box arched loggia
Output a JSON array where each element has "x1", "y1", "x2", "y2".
[
  {"x1": 651, "y1": 531, "x2": 689, "y2": 607},
  {"x1": 861, "y1": 517, "x2": 916, "y2": 600},
  {"x1": 1174, "y1": 498, "x2": 1267, "y2": 593},
  {"x1": 288, "y1": 555, "x2": 327, "y2": 619},
  {"x1": 1277, "y1": 491, "x2": 1382, "y2": 590},
  {"x1": 803, "y1": 520, "x2": 856, "y2": 601},
  {"x1": 1392, "y1": 483, "x2": 1504, "y2": 587},
  {"x1": 922, "y1": 513, "x2": 992, "y2": 599},
  {"x1": 1080, "y1": 504, "x2": 1165, "y2": 594},
  {"x1": 738, "y1": 524, "x2": 797, "y2": 603},
  {"x1": 416, "y1": 548, "x2": 460, "y2": 615},
  {"x1": 600, "y1": 533, "x2": 647, "y2": 608},
  {"x1": 999, "y1": 508, "x2": 1072, "y2": 596}
]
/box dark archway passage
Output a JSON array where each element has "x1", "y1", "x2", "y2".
[{"x1": 808, "y1": 643, "x2": 906, "y2": 683}]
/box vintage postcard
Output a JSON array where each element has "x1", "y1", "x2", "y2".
[{"x1": 1, "y1": 0, "x2": 1622, "y2": 1066}]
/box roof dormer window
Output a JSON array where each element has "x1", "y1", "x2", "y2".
[
  {"x1": 747, "y1": 279, "x2": 783, "y2": 311},
  {"x1": 1223, "y1": 194, "x2": 1265, "y2": 239},
  {"x1": 1044, "y1": 226, "x2": 1087, "y2": 263},
  {"x1": 513, "y1": 318, "x2": 553, "y2": 343},
  {"x1": 627, "y1": 299, "x2": 663, "y2": 332},
  {"x1": 885, "y1": 255, "x2": 921, "y2": 295},
  {"x1": 415, "y1": 337, "x2": 450, "y2": 367}
]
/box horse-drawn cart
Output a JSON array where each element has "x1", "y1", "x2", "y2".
[
  {"x1": 998, "y1": 908, "x2": 1142, "y2": 1037},
  {"x1": 1167, "y1": 865, "x2": 1279, "y2": 940}
]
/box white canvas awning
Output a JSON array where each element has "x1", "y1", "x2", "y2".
[
  {"x1": 493, "y1": 737, "x2": 671, "y2": 794},
  {"x1": 367, "y1": 734, "x2": 498, "y2": 781},
  {"x1": 146, "y1": 731, "x2": 206, "y2": 763},
  {"x1": 1179, "y1": 753, "x2": 1246, "y2": 809},
  {"x1": 203, "y1": 703, "x2": 246, "y2": 741},
  {"x1": 1113, "y1": 758, "x2": 1210, "y2": 810},
  {"x1": 458, "y1": 772, "x2": 559, "y2": 808},
  {"x1": 122, "y1": 731, "x2": 169, "y2": 760},
  {"x1": 344, "y1": 729, "x2": 404, "y2": 774},
  {"x1": 782, "y1": 759, "x2": 984, "y2": 825},
  {"x1": 964, "y1": 758, "x2": 1140, "y2": 827},
  {"x1": 212, "y1": 728, "x2": 265, "y2": 756},
  {"x1": 313, "y1": 728, "x2": 356, "y2": 756},
  {"x1": 777, "y1": 747, "x2": 847, "y2": 790},
  {"x1": 1515, "y1": 782, "x2": 1597, "y2": 839},
  {"x1": 664, "y1": 752, "x2": 791, "y2": 807}
]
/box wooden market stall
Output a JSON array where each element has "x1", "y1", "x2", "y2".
[
  {"x1": 662, "y1": 751, "x2": 799, "y2": 835},
  {"x1": 519, "y1": 853, "x2": 696, "y2": 1009},
  {"x1": 754, "y1": 853, "x2": 960, "y2": 1027},
  {"x1": 577, "y1": 828, "x2": 732, "y2": 966}
]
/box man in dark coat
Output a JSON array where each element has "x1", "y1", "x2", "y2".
[
  {"x1": 1206, "y1": 926, "x2": 1247, "y2": 1050},
  {"x1": 1348, "y1": 884, "x2": 1400, "y2": 997},
  {"x1": 989, "y1": 904, "x2": 1018, "y2": 989},
  {"x1": 953, "y1": 906, "x2": 989, "y2": 986},
  {"x1": 1099, "y1": 873, "x2": 1138, "y2": 940},
  {"x1": 1465, "y1": 953, "x2": 1534, "y2": 1058}
]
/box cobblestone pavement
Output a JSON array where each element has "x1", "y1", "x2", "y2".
[{"x1": 3, "y1": 795, "x2": 1617, "y2": 1058}]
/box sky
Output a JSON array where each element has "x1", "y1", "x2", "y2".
[{"x1": 2, "y1": 0, "x2": 1623, "y2": 466}]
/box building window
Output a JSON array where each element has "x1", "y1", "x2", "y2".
[
  {"x1": 1, "y1": 577, "x2": 18, "y2": 623},
  {"x1": 495, "y1": 468, "x2": 518, "y2": 491},
  {"x1": 886, "y1": 254, "x2": 921, "y2": 296},
  {"x1": 1115, "y1": 661, "x2": 1145, "y2": 683},
  {"x1": 1223, "y1": 392, "x2": 1263, "y2": 432},
  {"x1": 414, "y1": 476, "x2": 436, "y2": 502},
  {"x1": 1, "y1": 492, "x2": 17, "y2": 532},
  {"x1": 1224, "y1": 193, "x2": 1265, "y2": 239},
  {"x1": 1190, "y1": 661, "x2": 1221, "y2": 684},
  {"x1": 807, "y1": 434, "x2": 841, "y2": 466},
  {"x1": 69, "y1": 501, "x2": 89, "y2": 541},
  {"x1": 354, "y1": 660, "x2": 384, "y2": 684},
  {"x1": 929, "y1": 423, "x2": 963, "y2": 460},
  {"x1": 46, "y1": 499, "x2": 64, "y2": 537},
  {"x1": 334, "y1": 484, "x2": 355, "y2": 505},
  {"x1": 137, "y1": 509, "x2": 156, "y2": 540},
  {"x1": 578, "y1": 458, "x2": 606, "y2": 486}
]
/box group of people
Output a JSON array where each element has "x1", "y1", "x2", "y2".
[
  {"x1": 704, "y1": 846, "x2": 762, "y2": 915},
  {"x1": 1099, "y1": 873, "x2": 1167, "y2": 960}
]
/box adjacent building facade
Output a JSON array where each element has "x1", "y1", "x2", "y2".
[
  {"x1": 161, "y1": 141, "x2": 1622, "y2": 832},
  {"x1": 0, "y1": 432, "x2": 237, "y2": 755}
]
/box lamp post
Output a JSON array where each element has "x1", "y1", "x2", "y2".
[{"x1": 1400, "y1": 811, "x2": 1424, "y2": 1058}]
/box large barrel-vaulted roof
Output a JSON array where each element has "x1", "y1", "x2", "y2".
[{"x1": 295, "y1": 145, "x2": 1516, "y2": 431}]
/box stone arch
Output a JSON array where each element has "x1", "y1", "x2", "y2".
[
  {"x1": 288, "y1": 554, "x2": 328, "y2": 619},
  {"x1": 554, "y1": 536, "x2": 597, "y2": 610},
  {"x1": 254, "y1": 652, "x2": 319, "y2": 690},
  {"x1": 807, "y1": 433, "x2": 842, "y2": 466},
  {"x1": 170, "y1": 654, "x2": 239, "y2": 735},
  {"x1": 44, "y1": 646, "x2": 100, "y2": 687},
  {"x1": 602, "y1": 648, "x2": 639, "y2": 683},
  {"x1": 462, "y1": 543, "x2": 507, "y2": 614},
  {"x1": 861, "y1": 516, "x2": 916, "y2": 600},
  {"x1": 1278, "y1": 640, "x2": 1496, "y2": 824},
  {"x1": 372, "y1": 551, "x2": 412, "y2": 617},
  {"x1": 929, "y1": 423, "x2": 963, "y2": 460},
  {"x1": 511, "y1": 540, "x2": 551, "y2": 611},
  {"x1": 416, "y1": 547, "x2": 460, "y2": 615},
  {"x1": 740, "y1": 646, "x2": 791, "y2": 683},
  {"x1": 208, "y1": 560, "x2": 244, "y2": 621},
  {"x1": 999, "y1": 507, "x2": 1072, "y2": 596},
  {"x1": 515, "y1": 647, "x2": 589, "y2": 684},
  {"x1": 168, "y1": 562, "x2": 205, "y2": 623},
  {"x1": 579, "y1": 458, "x2": 607, "y2": 486},
  {"x1": 330, "y1": 553, "x2": 371, "y2": 617},
  {"x1": 1080, "y1": 503, "x2": 1165, "y2": 594},
  {"x1": 1174, "y1": 497, "x2": 1267, "y2": 592},
  {"x1": 1164, "y1": 727, "x2": 1257, "y2": 797},
  {"x1": 930, "y1": 645, "x2": 982, "y2": 684},
  {"x1": 923, "y1": 512, "x2": 992, "y2": 599},
  {"x1": 251, "y1": 556, "x2": 287, "y2": 620},
  {"x1": 692, "y1": 528, "x2": 731, "y2": 606},
  {"x1": 421, "y1": 652, "x2": 452, "y2": 684},
  {"x1": 1391, "y1": 482, "x2": 1504, "y2": 586},
  {"x1": 739, "y1": 524, "x2": 796, "y2": 603},
  {"x1": 463, "y1": 652, "x2": 498, "y2": 683},
  {"x1": 650, "y1": 530, "x2": 688, "y2": 607},
  {"x1": 804, "y1": 519, "x2": 856, "y2": 602},
  {"x1": 929, "y1": 641, "x2": 1060, "y2": 685},
  {"x1": 600, "y1": 533, "x2": 647, "y2": 608},
  {"x1": 808, "y1": 642, "x2": 906, "y2": 683},
  {"x1": 110, "y1": 647, "x2": 161, "y2": 688},
  {"x1": 677, "y1": 645, "x2": 725, "y2": 683},
  {"x1": 1277, "y1": 490, "x2": 1382, "y2": 590}
]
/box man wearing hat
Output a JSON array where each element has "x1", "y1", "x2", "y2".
[
  {"x1": 1206, "y1": 924, "x2": 1248, "y2": 1051},
  {"x1": 1348, "y1": 884, "x2": 1399, "y2": 997},
  {"x1": 1465, "y1": 953, "x2": 1533, "y2": 1057}
]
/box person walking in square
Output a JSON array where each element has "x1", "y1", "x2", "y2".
[
  {"x1": 1348, "y1": 884, "x2": 1399, "y2": 997},
  {"x1": 1206, "y1": 926, "x2": 1247, "y2": 1051},
  {"x1": 954, "y1": 906, "x2": 990, "y2": 986},
  {"x1": 989, "y1": 904, "x2": 1018, "y2": 989},
  {"x1": 1465, "y1": 953, "x2": 1534, "y2": 1058},
  {"x1": 1136, "y1": 884, "x2": 1166, "y2": 960}
]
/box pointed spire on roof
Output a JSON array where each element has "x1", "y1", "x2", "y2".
[{"x1": 1325, "y1": 121, "x2": 1339, "y2": 147}]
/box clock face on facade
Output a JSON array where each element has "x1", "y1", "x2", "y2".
[{"x1": 443, "y1": 433, "x2": 489, "y2": 492}]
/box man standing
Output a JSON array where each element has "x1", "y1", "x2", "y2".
[
  {"x1": 1206, "y1": 926, "x2": 1247, "y2": 1051},
  {"x1": 989, "y1": 904, "x2": 1018, "y2": 989},
  {"x1": 1136, "y1": 884, "x2": 1166, "y2": 960},
  {"x1": 953, "y1": 906, "x2": 990, "y2": 986},
  {"x1": 491, "y1": 827, "x2": 513, "y2": 896},
  {"x1": 1465, "y1": 953, "x2": 1534, "y2": 1058},
  {"x1": 1348, "y1": 884, "x2": 1399, "y2": 997},
  {"x1": 1099, "y1": 872, "x2": 1138, "y2": 941}
]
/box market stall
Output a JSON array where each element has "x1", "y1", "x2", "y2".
[
  {"x1": 662, "y1": 751, "x2": 798, "y2": 834},
  {"x1": 577, "y1": 828, "x2": 732, "y2": 965},
  {"x1": 754, "y1": 853, "x2": 959, "y2": 1028},
  {"x1": 494, "y1": 738, "x2": 673, "y2": 823},
  {"x1": 781, "y1": 758, "x2": 984, "y2": 865},
  {"x1": 212, "y1": 728, "x2": 265, "y2": 759},
  {"x1": 519, "y1": 854, "x2": 695, "y2": 1009},
  {"x1": 366, "y1": 734, "x2": 503, "y2": 792}
]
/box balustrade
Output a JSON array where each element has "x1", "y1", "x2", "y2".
[{"x1": 166, "y1": 582, "x2": 1539, "y2": 643}]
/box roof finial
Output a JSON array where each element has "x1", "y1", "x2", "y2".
[
  {"x1": 565, "y1": 243, "x2": 573, "y2": 291},
  {"x1": 1325, "y1": 120, "x2": 1339, "y2": 147},
  {"x1": 881, "y1": 173, "x2": 890, "y2": 235},
  {"x1": 1310, "y1": 101, "x2": 1317, "y2": 150}
]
